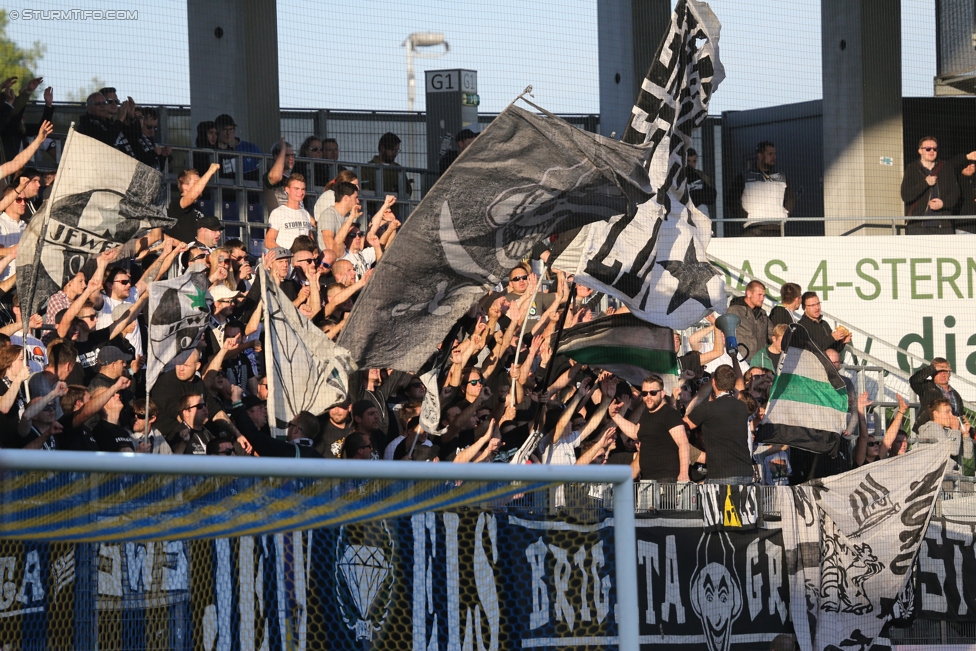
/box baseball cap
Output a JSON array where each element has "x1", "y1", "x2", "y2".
[
  {"x1": 269, "y1": 247, "x2": 293, "y2": 261},
  {"x1": 214, "y1": 114, "x2": 237, "y2": 129},
  {"x1": 242, "y1": 395, "x2": 265, "y2": 410},
  {"x1": 210, "y1": 285, "x2": 242, "y2": 303},
  {"x1": 97, "y1": 345, "x2": 133, "y2": 365},
  {"x1": 197, "y1": 216, "x2": 224, "y2": 231},
  {"x1": 456, "y1": 128, "x2": 477, "y2": 142}
]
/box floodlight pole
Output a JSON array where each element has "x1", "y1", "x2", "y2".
[{"x1": 402, "y1": 32, "x2": 450, "y2": 111}]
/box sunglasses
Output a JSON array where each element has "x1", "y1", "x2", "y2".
[
  {"x1": 867, "y1": 441, "x2": 880, "y2": 447},
  {"x1": 348, "y1": 232, "x2": 364, "y2": 239},
  {"x1": 641, "y1": 389, "x2": 663, "y2": 397},
  {"x1": 468, "y1": 378, "x2": 484, "y2": 386},
  {"x1": 921, "y1": 147, "x2": 938, "y2": 152},
  {"x1": 294, "y1": 258, "x2": 315, "y2": 265},
  {"x1": 113, "y1": 278, "x2": 131, "y2": 285},
  {"x1": 78, "y1": 314, "x2": 97, "y2": 321},
  {"x1": 308, "y1": 146, "x2": 322, "y2": 152},
  {"x1": 186, "y1": 402, "x2": 206, "y2": 411},
  {"x1": 509, "y1": 275, "x2": 528, "y2": 283},
  {"x1": 320, "y1": 262, "x2": 332, "y2": 269},
  {"x1": 190, "y1": 254, "x2": 207, "y2": 262},
  {"x1": 14, "y1": 197, "x2": 25, "y2": 204},
  {"x1": 133, "y1": 412, "x2": 147, "y2": 419}
]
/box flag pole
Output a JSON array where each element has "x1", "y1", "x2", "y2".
[
  {"x1": 21, "y1": 126, "x2": 76, "y2": 392},
  {"x1": 261, "y1": 266, "x2": 280, "y2": 438},
  {"x1": 22, "y1": 126, "x2": 74, "y2": 332}
]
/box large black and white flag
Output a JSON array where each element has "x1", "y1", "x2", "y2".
[
  {"x1": 262, "y1": 267, "x2": 357, "y2": 436},
  {"x1": 779, "y1": 444, "x2": 949, "y2": 651},
  {"x1": 147, "y1": 265, "x2": 210, "y2": 390},
  {"x1": 17, "y1": 127, "x2": 171, "y2": 319},
  {"x1": 554, "y1": 0, "x2": 726, "y2": 329},
  {"x1": 338, "y1": 104, "x2": 653, "y2": 372}
]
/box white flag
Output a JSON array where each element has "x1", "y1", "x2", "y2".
[
  {"x1": 779, "y1": 444, "x2": 950, "y2": 651},
  {"x1": 146, "y1": 265, "x2": 210, "y2": 390},
  {"x1": 555, "y1": 0, "x2": 727, "y2": 329},
  {"x1": 262, "y1": 267, "x2": 357, "y2": 436}
]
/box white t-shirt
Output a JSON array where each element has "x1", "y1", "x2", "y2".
[
  {"x1": 341, "y1": 247, "x2": 377, "y2": 280},
  {"x1": 0, "y1": 212, "x2": 25, "y2": 281},
  {"x1": 95, "y1": 293, "x2": 144, "y2": 357},
  {"x1": 268, "y1": 205, "x2": 313, "y2": 249}
]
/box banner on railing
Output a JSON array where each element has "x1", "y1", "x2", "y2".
[
  {"x1": 918, "y1": 514, "x2": 976, "y2": 622},
  {"x1": 708, "y1": 236, "x2": 976, "y2": 401},
  {"x1": 1, "y1": 511, "x2": 974, "y2": 650}
]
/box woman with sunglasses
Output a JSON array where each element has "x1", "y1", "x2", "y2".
[
  {"x1": 294, "y1": 136, "x2": 329, "y2": 189},
  {"x1": 208, "y1": 246, "x2": 237, "y2": 292}
]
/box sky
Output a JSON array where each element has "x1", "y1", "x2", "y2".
[{"x1": 4, "y1": 0, "x2": 937, "y2": 115}]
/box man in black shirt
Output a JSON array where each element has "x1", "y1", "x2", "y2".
[
  {"x1": 56, "y1": 380, "x2": 130, "y2": 451},
  {"x1": 167, "y1": 165, "x2": 221, "y2": 243},
  {"x1": 797, "y1": 291, "x2": 850, "y2": 355},
  {"x1": 316, "y1": 399, "x2": 352, "y2": 459},
  {"x1": 684, "y1": 365, "x2": 754, "y2": 484},
  {"x1": 609, "y1": 374, "x2": 690, "y2": 482},
  {"x1": 150, "y1": 348, "x2": 238, "y2": 444}
]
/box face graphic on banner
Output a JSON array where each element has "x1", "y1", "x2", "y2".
[{"x1": 690, "y1": 532, "x2": 743, "y2": 651}]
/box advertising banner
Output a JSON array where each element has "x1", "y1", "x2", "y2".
[{"x1": 708, "y1": 235, "x2": 976, "y2": 401}]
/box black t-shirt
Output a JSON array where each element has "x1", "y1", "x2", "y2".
[
  {"x1": 74, "y1": 329, "x2": 113, "y2": 384},
  {"x1": 166, "y1": 196, "x2": 205, "y2": 244},
  {"x1": 93, "y1": 420, "x2": 135, "y2": 452},
  {"x1": 637, "y1": 405, "x2": 686, "y2": 481},
  {"x1": 55, "y1": 412, "x2": 99, "y2": 451},
  {"x1": 315, "y1": 420, "x2": 351, "y2": 459},
  {"x1": 150, "y1": 370, "x2": 224, "y2": 440},
  {"x1": 686, "y1": 394, "x2": 753, "y2": 480}
]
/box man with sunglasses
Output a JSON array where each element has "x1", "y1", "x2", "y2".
[
  {"x1": 611, "y1": 374, "x2": 691, "y2": 483},
  {"x1": 503, "y1": 264, "x2": 555, "y2": 329},
  {"x1": 902, "y1": 136, "x2": 960, "y2": 234}
]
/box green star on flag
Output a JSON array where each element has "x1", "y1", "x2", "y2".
[{"x1": 188, "y1": 285, "x2": 208, "y2": 311}]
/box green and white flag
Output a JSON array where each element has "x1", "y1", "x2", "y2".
[
  {"x1": 758, "y1": 324, "x2": 848, "y2": 454},
  {"x1": 558, "y1": 313, "x2": 678, "y2": 386}
]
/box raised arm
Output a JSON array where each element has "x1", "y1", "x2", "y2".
[
  {"x1": 267, "y1": 138, "x2": 289, "y2": 186},
  {"x1": 853, "y1": 391, "x2": 874, "y2": 465},
  {"x1": 0, "y1": 120, "x2": 54, "y2": 178},
  {"x1": 181, "y1": 163, "x2": 221, "y2": 209},
  {"x1": 878, "y1": 393, "x2": 906, "y2": 460},
  {"x1": 73, "y1": 377, "x2": 130, "y2": 428}
]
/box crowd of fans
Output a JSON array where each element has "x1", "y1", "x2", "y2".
[{"x1": 0, "y1": 75, "x2": 970, "y2": 492}]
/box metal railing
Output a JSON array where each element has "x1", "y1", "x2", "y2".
[
  {"x1": 163, "y1": 146, "x2": 434, "y2": 254},
  {"x1": 712, "y1": 215, "x2": 976, "y2": 236}
]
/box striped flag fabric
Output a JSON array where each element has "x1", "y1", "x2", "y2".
[
  {"x1": 554, "y1": 0, "x2": 727, "y2": 330},
  {"x1": 557, "y1": 313, "x2": 678, "y2": 386},
  {"x1": 757, "y1": 324, "x2": 848, "y2": 454}
]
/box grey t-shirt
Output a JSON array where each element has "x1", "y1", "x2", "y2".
[{"x1": 317, "y1": 205, "x2": 345, "y2": 251}]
